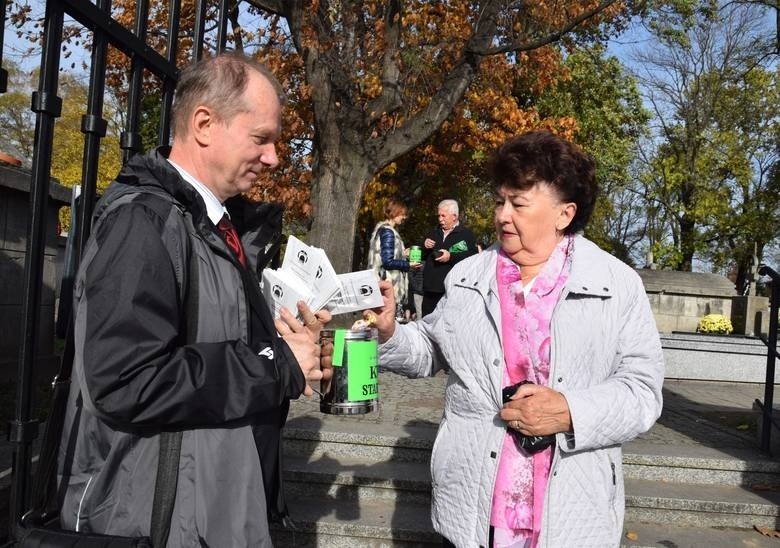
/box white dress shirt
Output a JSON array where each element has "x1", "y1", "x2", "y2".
[{"x1": 167, "y1": 159, "x2": 227, "y2": 225}]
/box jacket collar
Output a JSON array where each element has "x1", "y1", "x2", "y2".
[
  {"x1": 453, "y1": 235, "x2": 612, "y2": 299},
  {"x1": 565, "y1": 235, "x2": 613, "y2": 298},
  {"x1": 113, "y1": 146, "x2": 210, "y2": 227}
]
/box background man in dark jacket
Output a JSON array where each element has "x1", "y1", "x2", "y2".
[
  {"x1": 420, "y1": 199, "x2": 478, "y2": 316},
  {"x1": 58, "y1": 53, "x2": 328, "y2": 547}
]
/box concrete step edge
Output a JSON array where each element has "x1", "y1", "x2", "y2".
[
  {"x1": 285, "y1": 425, "x2": 777, "y2": 473},
  {"x1": 283, "y1": 454, "x2": 430, "y2": 492},
  {"x1": 277, "y1": 496, "x2": 438, "y2": 542},
  {"x1": 625, "y1": 478, "x2": 780, "y2": 516},
  {"x1": 621, "y1": 522, "x2": 780, "y2": 548}
]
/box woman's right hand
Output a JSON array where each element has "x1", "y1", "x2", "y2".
[{"x1": 366, "y1": 280, "x2": 397, "y2": 343}]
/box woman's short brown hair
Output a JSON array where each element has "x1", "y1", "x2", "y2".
[
  {"x1": 490, "y1": 131, "x2": 597, "y2": 235},
  {"x1": 383, "y1": 198, "x2": 408, "y2": 220}
]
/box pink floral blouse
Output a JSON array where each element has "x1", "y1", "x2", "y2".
[{"x1": 490, "y1": 236, "x2": 573, "y2": 547}]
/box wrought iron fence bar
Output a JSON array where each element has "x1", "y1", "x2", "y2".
[
  {"x1": 61, "y1": 0, "x2": 176, "y2": 81},
  {"x1": 0, "y1": 0, "x2": 8, "y2": 93},
  {"x1": 9, "y1": 0, "x2": 64, "y2": 533},
  {"x1": 758, "y1": 334, "x2": 780, "y2": 361},
  {"x1": 216, "y1": 0, "x2": 230, "y2": 52},
  {"x1": 193, "y1": 0, "x2": 208, "y2": 61},
  {"x1": 158, "y1": 0, "x2": 182, "y2": 146},
  {"x1": 121, "y1": 0, "x2": 150, "y2": 162},
  {"x1": 77, "y1": 0, "x2": 111, "y2": 256},
  {"x1": 758, "y1": 265, "x2": 779, "y2": 455}
]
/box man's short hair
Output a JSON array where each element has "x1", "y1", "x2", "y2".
[
  {"x1": 171, "y1": 52, "x2": 284, "y2": 139},
  {"x1": 438, "y1": 199, "x2": 459, "y2": 217}
]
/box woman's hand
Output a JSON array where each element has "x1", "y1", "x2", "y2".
[
  {"x1": 366, "y1": 280, "x2": 397, "y2": 343},
  {"x1": 499, "y1": 383, "x2": 572, "y2": 437}
]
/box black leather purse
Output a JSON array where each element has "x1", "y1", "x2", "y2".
[{"x1": 502, "y1": 381, "x2": 556, "y2": 454}]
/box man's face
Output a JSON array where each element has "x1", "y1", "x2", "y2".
[
  {"x1": 206, "y1": 71, "x2": 281, "y2": 202},
  {"x1": 438, "y1": 207, "x2": 457, "y2": 231}
]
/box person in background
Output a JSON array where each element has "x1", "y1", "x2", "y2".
[
  {"x1": 420, "y1": 199, "x2": 477, "y2": 316},
  {"x1": 409, "y1": 260, "x2": 424, "y2": 320},
  {"x1": 367, "y1": 131, "x2": 664, "y2": 547},
  {"x1": 367, "y1": 198, "x2": 416, "y2": 320},
  {"x1": 57, "y1": 53, "x2": 330, "y2": 547}
]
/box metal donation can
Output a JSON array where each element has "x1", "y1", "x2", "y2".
[
  {"x1": 319, "y1": 328, "x2": 379, "y2": 415},
  {"x1": 409, "y1": 245, "x2": 422, "y2": 264}
]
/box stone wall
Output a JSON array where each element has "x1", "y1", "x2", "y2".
[
  {"x1": 636, "y1": 269, "x2": 737, "y2": 334},
  {"x1": 0, "y1": 164, "x2": 69, "y2": 380},
  {"x1": 661, "y1": 332, "x2": 774, "y2": 383}
]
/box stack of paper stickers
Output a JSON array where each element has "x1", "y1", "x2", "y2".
[{"x1": 261, "y1": 236, "x2": 384, "y2": 319}]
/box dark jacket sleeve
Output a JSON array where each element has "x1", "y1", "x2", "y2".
[
  {"x1": 379, "y1": 227, "x2": 409, "y2": 272},
  {"x1": 80, "y1": 202, "x2": 304, "y2": 431},
  {"x1": 420, "y1": 228, "x2": 440, "y2": 261}
]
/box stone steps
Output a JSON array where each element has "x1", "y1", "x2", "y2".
[
  {"x1": 271, "y1": 497, "x2": 439, "y2": 547},
  {"x1": 620, "y1": 522, "x2": 780, "y2": 548},
  {"x1": 623, "y1": 442, "x2": 780, "y2": 486},
  {"x1": 280, "y1": 424, "x2": 780, "y2": 541},
  {"x1": 625, "y1": 477, "x2": 780, "y2": 529}
]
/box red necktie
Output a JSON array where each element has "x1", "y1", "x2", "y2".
[{"x1": 217, "y1": 214, "x2": 247, "y2": 268}]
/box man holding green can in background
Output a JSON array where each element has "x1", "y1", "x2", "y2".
[{"x1": 420, "y1": 199, "x2": 478, "y2": 316}]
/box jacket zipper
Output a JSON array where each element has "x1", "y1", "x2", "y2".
[{"x1": 541, "y1": 286, "x2": 569, "y2": 545}]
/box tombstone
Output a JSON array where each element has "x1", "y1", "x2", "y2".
[
  {"x1": 731, "y1": 246, "x2": 770, "y2": 336},
  {"x1": 0, "y1": 161, "x2": 69, "y2": 381}
]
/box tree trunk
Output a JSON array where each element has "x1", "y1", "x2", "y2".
[
  {"x1": 679, "y1": 216, "x2": 696, "y2": 271},
  {"x1": 306, "y1": 147, "x2": 373, "y2": 273}
]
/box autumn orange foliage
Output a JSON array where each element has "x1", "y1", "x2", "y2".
[{"x1": 7, "y1": 0, "x2": 633, "y2": 269}]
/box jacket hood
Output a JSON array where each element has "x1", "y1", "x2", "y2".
[{"x1": 110, "y1": 146, "x2": 206, "y2": 220}]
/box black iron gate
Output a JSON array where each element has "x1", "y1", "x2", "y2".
[{"x1": 0, "y1": 0, "x2": 239, "y2": 538}]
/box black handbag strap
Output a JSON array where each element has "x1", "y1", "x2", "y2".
[
  {"x1": 149, "y1": 431, "x2": 182, "y2": 547},
  {"x1": 148, "y1": 236, "x2": 197, "y2": 546},
  {"x1": 147, "y1": 226, "x2": 200, "y2": 546}
]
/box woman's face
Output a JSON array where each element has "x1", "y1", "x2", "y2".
[{"x1": 494, "y1": 183, "x2": 576, "y2": 267}]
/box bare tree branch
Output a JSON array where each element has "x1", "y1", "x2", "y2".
[{"x1": 469, "y1": 0, "x2": 619, "y2": 56}]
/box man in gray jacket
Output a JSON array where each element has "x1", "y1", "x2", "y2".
[{"x1": 57, "y1": 53, "x2": 325, "y2": 546}]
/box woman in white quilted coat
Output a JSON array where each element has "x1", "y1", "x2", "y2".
[{"x1": 369, "y1": 131, "x2": 664, "y2": 547}]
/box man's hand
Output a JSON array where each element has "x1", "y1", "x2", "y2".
[
  {"x1": 275, "y1": 302, "x2": 325, "y2": 396},
  {"x1": 499, "y1": 383, "x2": 572, "y2": 437},
  {"x1": 434, "y1": 249, "x2": 451, "y2": 263},
  {"x1": 423, "y1": 238, "x2": 436, "y2": 249}
]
